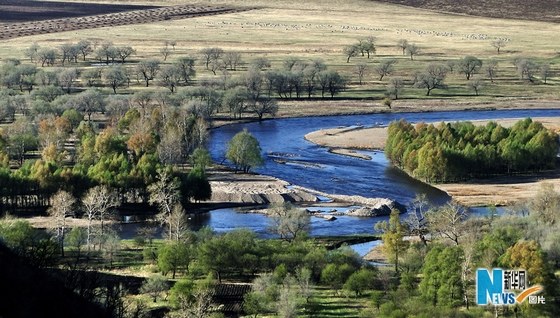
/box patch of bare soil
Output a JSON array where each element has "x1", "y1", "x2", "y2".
[
  {"x1": 0, "y1": 3, "x2": 250, "y2": 40},
  {"x1": 373, "y1": 0, "x2": 560, "y2": 23}
]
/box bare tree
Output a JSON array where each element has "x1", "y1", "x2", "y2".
[
  {"x1": 48, "y1": 190, "x2": 76, "y2": 256},
  {"x1": 58, "y1": 68, "x2": 79, "y2": 93},
  {"x1": 82, "y1": 185, "x2": 120, "y2": 247},
  {"x1": 249, "y1": 97, "x2": 278, "y2": 121},
  {"x1": 135, "y1": 59, "x2": 161, "y2": 87},
  {"x1": 116, "y1": 46, "x2": 135, "y2": 63},
  {"x1": 414, "y1": 63, "x2": 448, "y2": 96},
  {"x1": 343, "y1": 44, "x2": 360, "y2": 63},
  {"x1": 160, "y1": 46, "x2": 171, "y2": 61},
  {"x1": 24, "y1": 43, "x2": 41, "y2": 63},
  {"x1": 38, "y1": 48, "x2": 58, "y2": 67},
  {"x1": 166, "y1": 203, "x2": 189, "y2": 241},
  {"x1": 485, "y1": 60, "x2": 498, "y2": 82},
  {"x1": 514, "y1": 57, "x2": 539, "y2": 82},
  {"x1": 387, "y1": 77, "x2": 405, "y2": 99},
  {"x1": 223, "y1": 51, "x2": 243, "y2": 71},
  {"x1": 104, "y1": 65, "x2": 127, "y2": 94},
  {"x1": 159, "y1": 64, "x2": 182, "y2": 93},
  {"x1": 426, "y1": 201, "x2": 468, "y2": 245},
  {"x1": 405, "y1": 44, "x2": 420, "y2": 60},
  {"x1": 175, "y1": 57, "x2": 196, "y2": 85},
  {"x1": 491, "y1": 39, "x2": 506, "y2": 54},
  {"x1": 200, "y1": 47, "x2": 223, "y2": 70},
  {"x1": 375, "y1": 59, "x2": 396, "y2": 81},
  {"x1": 458, "y1": 56, "x2": 482, "y2": 80},
  {"x1": 355, "y1": 63, "x2": 368, "y2": 85},
  {"x1": 148, "y1": 169, "x2": 180, "y2": 238},
  {"x1": 540, "y1": 63, "x2": 551, "y2": 84},
  {"x1": 404, "y1": 194, "x2": 429, "y2": 246},
  {"x1": 397, "y1": 39, "x2": 408, "y2": 55},
  {"x1": 77, "y1": 40, "x2": 93, "y2": 61},
  {"x1": 467, "y1": 78, "x2": 484, "y2": 96},
  {"x1": 358, "y1": 36, "x2": 376, "y2": 58}
]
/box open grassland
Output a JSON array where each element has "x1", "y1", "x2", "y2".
[{"x1": 0, "y1": 0, "x2": 557, "y2": 106}]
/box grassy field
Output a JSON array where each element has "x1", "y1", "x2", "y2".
[{"x1": 0, "y1": 0, "x2": 558, "y2": 107}]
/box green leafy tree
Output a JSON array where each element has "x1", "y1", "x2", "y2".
[
  {"x1": 375, "y1": 209, "x2": 408, "y2": 274},
  {"x1": 226, "y1": 129, "x2": 264, "y2": 173},
  {"x1": 419, "y1": 245, "x2": 464, "y2": 307},
  {"x1": 344, "y1": 268, "x2": 377, "y2": 296},
  {"x1": 158, "y1": 241, "x2": 191, "y2": 279}
]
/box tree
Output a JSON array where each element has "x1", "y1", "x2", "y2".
[
  {"x1": 468, "y1": 78, "x2": 484, "y2": 96},
  {"x1": 387, "y1": 77, "x2": 405, "y2": 100},
  {"x1": 321, "y1": 263, "x2": 355, "y2": 294},
  {"x1": 459, "y1": 56, "x2": 482, "y2": 80},
  {"x1": 355, "y1": 63, "x2": 368, "y2": 85},
  {"x1": 38, "y1": 48, "x2": 58, "y2": 67},
  {"x1": 185, "y1": 166, "x2": 212, "y2": 203},
  {"x1": 397, "y1": 39, "x2": 408, "y2": 55},
  {"x1": 72, "y1": 89, "x2": 105, "y2": 122},
  {"x1": 405, "y1": 44, "x2": 419, "y2": 60},
  {"x1": 160, "y1": 46, "x2": 171, "y2": 61},
  {"x1": 200, "y1": 47, "x2": 223, "y2": 70},
  {"x1": 491, "y1": 39, "x2": 506, "y2": 54},
  {"x1": 249, "y1": 97, "x2": 278, "y2": 121},
  {"x1": 540, "y1": 63, "x2": 551, "y2": 84},
  {"x1": 104, "y1": 65, "x2": 127, "y2": 94},
  {"x1": 375, "y1": 209, "x2": 408, "y2": 274},
  {"x1": 414, "y1": 63, "x2": 447, "y2": 96},
  {"x1": 81, "y1": 68, "x2": 102, "y2": 87},
  {"x1": 317, "y1": 70, "x2": 346, "y2": 98},
  {"x1": 82, "y1": 185, "x2": 120, "y2": 246},
  {"x1": 419, "y1": 245, "x2": 464, "y2": 307},
  {"x1": 343, "y1": 44, "x2": 359, "y2": 63},
  {"x1": 426, "y1": 201, "x2": 468, "y2": 245},
  {"x1": 268, "y1": 202, "x2": 310, "y2": 242},
  {"x1": 159, "y1": 64, "x2": 182, "y2": 93},
  {"x1": 375, "y1": 59, "x2": 396, "y2": 81},
  {"x1": 77, "y1": 40, "x2": 93, "y2": 61},
  {"x1": 135, "y1": 59, "x2": 160, "y2": 87},
  {"x1": 485, "y1": 60, "x2": 498, "y2": 82},
  {"x1": 528, "y1": 182, "x2": 560, "y2": 225},
  {"x1": 175, "y1": 57, "x2": 196, "y2": 85},
  {"x1": 405, "y1": 194, "x2": 430, "y2": 246},
  {"x1": 344, "y1": 268, "x2": 377, "y2": 296},
  {"x1": 48, "y1": 190, "x2": 76, "y2": 256},
  {"x1": 499, "y1": 240, "x2": 547, "y2": 285},
  {"x1": 166, "y1": 203, "x2": 189, "y2": 241},
  {"x1": 148, "y1": 168, "x2": 180, "y2": 237},
  {"x1": 515, "y1": 58, "x2": 539, "y2": 82},
  {"x1": 141, "y1": 274, "x2": 169, "y2": 302},
  {"x1": 58, "y1": 68, "x2": 79, "y2": 93},
  {"x1": 226, "y1": 128, "x2": 264, "y2": 173},
  {"x1": 223, "y1": 51, "x2": 242, "y2": 70},
  {"x1": 158, "y1": 241, "x2": 191, "y2": 279},
  {"x1": 359, "y1": 36, "x2": 376, "y2": 58},
  {"x1": 24, "y1": 43, "x2": 41, "y2": 63}
]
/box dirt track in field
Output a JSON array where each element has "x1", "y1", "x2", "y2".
[{"x1": 0, "y1": 2, "x2": 251, "y2": 40}]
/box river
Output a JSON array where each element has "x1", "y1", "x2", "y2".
[{"x1": 125, "y1": 109, "x2": 560, "y2": 240}]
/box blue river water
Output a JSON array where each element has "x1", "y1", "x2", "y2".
[{"x1": 122, "y1": 109, "x2": 560, "y2": 240}]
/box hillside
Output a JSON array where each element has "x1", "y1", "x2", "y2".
[{"x1": 374, "y1": 0, "x2": 560, "y2": 23}]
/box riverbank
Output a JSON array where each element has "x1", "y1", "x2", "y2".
[{"x1": 305, "y1": 116, "x2": 560, "y2": 206}]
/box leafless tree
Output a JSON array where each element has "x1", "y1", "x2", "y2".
[
  {"x1": 485, "y1": 60, "x2": 498, "y2": 82},
  {"x1": 375, "y1": 59, "x2": 396, "y2": 81},
  {"x1": 200, "y1": 47, "x2": 223, "y2": 70},
  {"x1": 491, "y1": 39, "x2": 506, "y2": 54},
  {"x1": 135, "y1": 59, "x2": 161, "y2": 87},
  {"x1": 48, "y1": 190, "x2": 76, "y2": 256},
  {"x1": 268, "y1": 202, "x2": 310, "y2": 242},
  {"x1": 355, "y1": 63, "x2": 368, "y2": 85},
  {"x1": 343, "y1": 44, "x2": 360, "y2": 63},
  {"x1": 467, "y1": 78, "x2": 484, "y2": 96},
  {"x1": 223, "y1": 51, "x2": 243, "y2": 71},
  {"x1": 116, "y1": 46, "x2": 135, "y2": 63},
  {"x1": 166, "y1": 203, "x2": 189, "y2": 241},
  {"x1": 405, "y1": 44, "x2": 420, "y2": 60},
  {"x1": 58, "y1": 68, "x2": 79, "y2": 93},
  {"x1": 397, "y1": 39, "x2": 408, "y2": 55},
  {"x1": 82, "y1": 185, "x2": 120, "y2": 247},
  {"x1": 426, "y1": 201, "x2": 468, "y2": 245},
  {"x1": 160, "y1": 46, "x2": 172, "y2": 61},
  {"x1": 387, "y1": 77, "x2": 405, "y2": 99},
  {"x1": 148, "y1": 169, "x2": 180, "y2": 238},
  {"x1": 540, "y1": 63, "x2": 551, "y2": 84}
]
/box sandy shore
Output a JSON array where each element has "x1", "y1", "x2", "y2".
[{"x1": 305, "y1": 117, "x2": 560, "y2": 206}]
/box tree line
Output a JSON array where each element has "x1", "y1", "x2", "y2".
[{"x1": 385, "y1": 118, "x2": 559, "y2": 182}]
